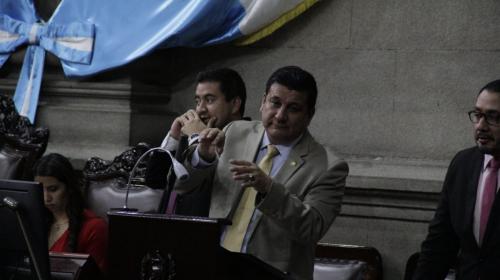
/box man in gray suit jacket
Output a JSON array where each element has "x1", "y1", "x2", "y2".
[{"x1": 176, "y1": 66, "x2": 348, "y2": 280}]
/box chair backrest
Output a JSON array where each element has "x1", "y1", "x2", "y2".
[
  {"x1": 0, "y1": 95, "x2": 49, "y2": 180},
  {"x1": 403, "y1": 252, "x2": 419, "y2": 280},
  {"x1": 314, "y1": 243, "x2": 383, "y2": 280},
  {"x1": 404, "y1": 252, "x2": 456, "y2": 280},
  {"x1": 83, "y1": 143, "x2": 163, "y2": 221}
]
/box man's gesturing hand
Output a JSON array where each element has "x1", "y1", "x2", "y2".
[
  {"x1": 171, "y1": 109, "x2": 217, "y2": 140},
  {"x1": 229, "y1": 160, "x2": 273, "y2": 193},
  {"x1": 198, "y1": 128, "x2": 225, "y2": 162}
]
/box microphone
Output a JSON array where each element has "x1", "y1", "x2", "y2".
[
  {"x1": 176, "y1": 135, "x2": 189, "y2": 162},
  {"x1": 2, "y1": 196, "x2": 19, "y2": 210},
  {"x1": 111, "y1": 147, "x2": 189, "y2": 212},
  {"x1": 158, "y1": 135, "x2": 188, "y2": 213},
  {"x1": 2, "y1": 197, "x2": 47, "y2": 280}
]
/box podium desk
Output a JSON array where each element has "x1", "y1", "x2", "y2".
[
  {"x1": 108, "y1": 211, "x2": 288, "y2": 280},
  {"x1": 49, "y1": 252, "x2": 101, "y2": 280},
  {"x1": 0, "y1": 252, "x2": 99, "y2": 280}
]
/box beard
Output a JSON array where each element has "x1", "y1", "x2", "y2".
[
  {"x1": 475, "y1": 131, "x2": 498, "y2": 155},
  {"x1": 478, "y1": 145, "x2": 494, "y2": 155},
  {"x1": 477, "y1": 140, "x2": 500, "y2": 156}
]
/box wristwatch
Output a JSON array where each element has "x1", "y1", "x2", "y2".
[{"x1": 188, "y1": 133, "x2": 199, "y2": 145}]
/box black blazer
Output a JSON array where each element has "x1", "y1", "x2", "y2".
[
  {"x1": 414, "y1": 147, "x2": 500, "y2": 280},
  {"x1": 145, "y1": 147, "x2": 211, "y2": 216}
]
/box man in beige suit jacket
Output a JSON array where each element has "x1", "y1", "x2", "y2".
[{"x1": 176, "y1": 66, "x2": 348, "y2": 280}]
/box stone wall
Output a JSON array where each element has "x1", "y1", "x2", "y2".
[
  {"x1": 160, "y1": 1, "x2": 500, "y2": 279},
  {"x1": 2, "y1": 0, "x2": 500, "y2": 279}
]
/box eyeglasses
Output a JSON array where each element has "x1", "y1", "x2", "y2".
[{"x1": 468, "y1": 110, "x2": 500, "y2": 126}]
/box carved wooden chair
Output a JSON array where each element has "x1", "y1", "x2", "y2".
[
  {"x1": 0, "y1": 95, "x2": 49, "y2": 180},
  {"x1": 83, "y1": 143, "x2": 164, "y2": 221},
  {"x1": 404, "y1": 252, "x2": 456, "y2": 280},
  {"x1": 314, "y1": 243, "x2": 383, "y2": 280}
]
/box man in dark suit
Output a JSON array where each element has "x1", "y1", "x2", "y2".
[
  {"x1": 414, "y1": 79, "x2": 500, "y2": 280},
  {"x1": 176, "y1": 66, "x2": 348, "y2": 280},
  {"x1": 146, "y1": 68, "x2": 247, "y2": 216}
]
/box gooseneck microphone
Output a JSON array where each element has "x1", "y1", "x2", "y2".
[
  {"x1": 2, "y1": 197, "x2": 47, "y2": 280},
  {"x1": 2, "y1": 196, "x2": 19, "y2": 209},
  {"x1": 112, "y1": 147, "x2": 189, "y2": 212},
  {"x1": 157, "y1": 135, "x2": 189, "y2": 213}
]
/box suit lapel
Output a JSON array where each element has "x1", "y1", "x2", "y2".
[
  {"x1": 246, "y1": 132, "x2": 311, "y2": 240},
  {"x1": 226, "y1": 124, "x2": 264, "y2": 221},
  {"x1": 244, "y1": 125, "x2": 265, "y2": 162},
  {"x1": 464, "y1": 150, "x2": 483, "y2": 247},
  {"x1": 273, "y1": 133, "x2": 310, "y2": 185}
]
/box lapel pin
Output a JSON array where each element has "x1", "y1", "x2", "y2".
[{"x1": 291, "y1": 161, "x2": 297, "y2": 166}]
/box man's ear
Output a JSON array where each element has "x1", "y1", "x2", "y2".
[
  {"x1": 231, "y1": 97, "x2": 242, "y2": 115},
  {"x1": 259, "y1": 94, "x2": 267, "y2": 112},
  {"x1": 306, "y1": 108, "x2": 315, "y2": 125},
  {"x1": 309, "y1": 108, "x2": 315, "y2": 119}
]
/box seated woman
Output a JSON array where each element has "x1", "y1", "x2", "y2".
[{"x1": 33, "y1": 153, "x2": 108, "y2": 273}]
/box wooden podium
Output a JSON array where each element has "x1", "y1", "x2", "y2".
[
  {"x1": 49, "y1": 252, "x2": 101, "y2": 280},
  {"x1": 0, "y1": 252, "x2": 100, "y2": 280},
  {"x1": 108, "y1": 211, "x2": 288, "y2": 280}
]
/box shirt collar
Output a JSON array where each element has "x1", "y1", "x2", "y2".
[
  {"x1": 483, "y1": 154, "x2": 494, "y2": 171},
  {"x1": 261, "y1": 132, "x2": 303, "y2": 155}
]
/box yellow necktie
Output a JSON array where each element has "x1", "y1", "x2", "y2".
[{"x1": 222, "y1": 144, "x2": 279, "y2": 252}]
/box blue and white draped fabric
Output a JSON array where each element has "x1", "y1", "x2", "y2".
[
  {"x1": 0, "y1": 1, "x2": 95, "y2": 121},
  {"x1": 0, "y1": 0, "x2": 319, "y2": 122},
  {"x1": 0, "y1": 14, "x2": 94, "y2": 121}
]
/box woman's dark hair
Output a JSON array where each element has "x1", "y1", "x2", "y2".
[{"x1": 33, "y1": 153, "x2": 84, "y2": 252}]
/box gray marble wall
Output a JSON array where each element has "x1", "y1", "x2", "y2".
[
  {"x1": 161, "y1": 1, "x2": 500, "y2": 279},
  {"x1": 2, "y1": 0, "x2": 500, "y2": 279}
]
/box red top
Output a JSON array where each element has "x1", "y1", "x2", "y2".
[{"x1": 50, "y1": 209, "x2": 108, "y2": 272}]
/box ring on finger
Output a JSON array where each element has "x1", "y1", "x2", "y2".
[{"x1": 248, "y1": 174, "x2": 255, "y2": 182}]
